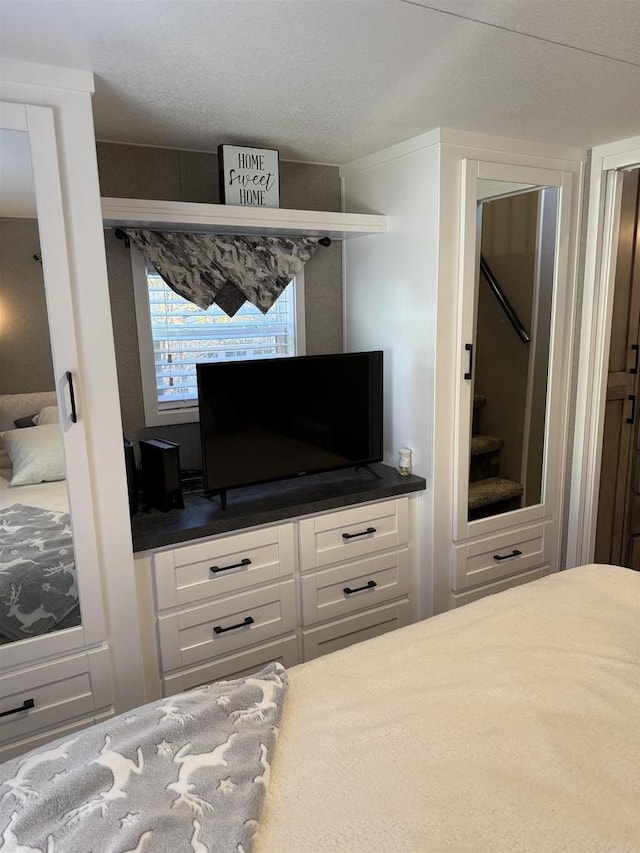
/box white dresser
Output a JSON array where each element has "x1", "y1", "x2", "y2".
[{"x1": 135, "y1": 492, "x2": 421, "y2": 700}]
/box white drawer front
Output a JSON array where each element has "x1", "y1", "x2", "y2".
[
  {"x1": 0, "y1": 647, "x2": 113, "y2": 747},
  {"x1": 453, "y1": 524, "x2": 546, "y2": 591},
  {"x1": 162, "y1": 635, "x2": 300, "y2": 695},
  {"x1": 0, "y1": 711, "x2": 114, "y2": 763},
  {"x1": 154, "y1": 524, "x2": 295, "y2": 610},
  {"x1": 299, "y1": 498, "x2": 408, "y2": 570},
  {"x1": 450, "y1": 564, "x2": 554, "y2": 608},
  {"x1": 158, "y1": 579, "x2": 297, "y2": 672},
  {"x1": 301, "y1": 548, "x2": 409, "y2": 626},
  {"x1": 302, "y1": 600, "x2": 410, "y2": 661}
]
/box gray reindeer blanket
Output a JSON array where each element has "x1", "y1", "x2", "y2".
[
  {"x1": 0, "y1": 503, "x2": 77, "y2": 641},
  {"x1": 0, "y1": 662, "x2": 288, "y2": 853}
]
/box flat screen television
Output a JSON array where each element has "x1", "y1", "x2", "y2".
[{"x1": 197, "y1": 351, "x2": 383, "y2": 503}]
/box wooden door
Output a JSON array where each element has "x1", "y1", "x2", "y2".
[{"x1": 595, "y1": 169, "x2": 640, "y2": 566}]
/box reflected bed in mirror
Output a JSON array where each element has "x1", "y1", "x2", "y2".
[{"x1": 0, "y1": 395, "x2": 81, "y2": 645}]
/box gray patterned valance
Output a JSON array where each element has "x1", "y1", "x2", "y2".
[{"x1": 123, "y1": 229, "x2": 321, "y2": 316}]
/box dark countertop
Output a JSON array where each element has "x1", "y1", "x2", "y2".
[{"x1": 130, "y1": 463, "x2": 426, "y2": 552}]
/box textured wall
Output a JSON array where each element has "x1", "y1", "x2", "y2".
[{"x1": 98, "y1": 143, "x2": 344, "y2": 465}]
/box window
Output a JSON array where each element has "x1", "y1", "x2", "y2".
[{"x1": 131, "y1": 247, "x2": 306, "y2": 426}]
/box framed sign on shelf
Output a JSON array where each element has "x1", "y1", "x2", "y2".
[{"x1": 218, "y1": 144, "x2": 280, "y2": 208}]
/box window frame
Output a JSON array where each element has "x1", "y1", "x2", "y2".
[{"x1": 130, "y1": 244, "x2": 306, "y2": 426}]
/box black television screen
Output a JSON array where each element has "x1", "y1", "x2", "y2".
[{"x1": 197, "y1": 351, "x2": 383, "y2": 496}]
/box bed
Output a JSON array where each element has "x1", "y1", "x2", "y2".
[
  {"x1": 0, "y1": 391, "x2": 80, "y2": 643},
  {"x1": 1, "y1": 564, "x2": 638, "y2": 852}
]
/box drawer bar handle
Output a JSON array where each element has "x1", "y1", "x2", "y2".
[
  {"x1": 342, "y1": 526, "x2": 376, "y2": 541},
  {"x1": 344, "y1": 580, "x2": 377, "y2": 595},
  {"x1": 213, "y1": 616, "x2": 254, "y2": 635},
  {"x1": 0, "y1": 698, "x2": 35, "y2": 719},
  {"x1": 210, "y1": 557, "x2": 251, "y2": 575},
  {"x1": 493, "y1": 549, "x2": 522, "y2": 562}
]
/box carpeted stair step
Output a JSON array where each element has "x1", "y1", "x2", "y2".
[
  {"x1": 468, "y1": 477, "x2": 523, "y2": 510},
  {"x1": 471, "y1": 435, "x2": 504, "y2": 456}
]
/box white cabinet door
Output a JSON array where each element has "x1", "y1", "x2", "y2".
[
  {"x1": 0, "y1": 101, "x2": 107, "y2": 670},
  {"x1": 454, "y1": 158, "x2": 578, "y2": 545},
  {"x1": 1, "y1": 64, "x2": 143, "y2": 719}
]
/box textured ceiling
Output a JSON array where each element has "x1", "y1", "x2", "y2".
[{"x1": 0, "y1": 0, "x2": 639, "y2": 164}]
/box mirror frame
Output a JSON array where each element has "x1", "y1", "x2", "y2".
[
  {"x1": 0, "y1": 100, "x2": 105, "y2": 667},
  {"x1": 453, "y1": 157, "x2": 576, "y2": 542}
]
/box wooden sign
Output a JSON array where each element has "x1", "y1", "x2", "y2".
[{"x1": 218, "y1": 144, "x2": 280, "y2": 208}]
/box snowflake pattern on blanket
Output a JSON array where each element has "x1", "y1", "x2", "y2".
[
  {"x1": 0, "y1": 662, "x2": 288, "y2": 853},
  {"x1": 0, "y1": 503, "x2": 78, "y2": 641}
]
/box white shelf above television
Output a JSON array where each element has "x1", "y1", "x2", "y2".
[{"x1": 101, "y1": 197, "x2": 387, "y2": 240}]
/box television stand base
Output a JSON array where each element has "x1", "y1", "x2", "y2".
[
  {"x1": 204, "y1": 489, "x2": 228, "y2": 510},
  {"x1": 355, "y1": 464, "x2": 383, "y2": 480}
]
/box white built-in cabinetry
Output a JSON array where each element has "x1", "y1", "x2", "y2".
[
  {"x1": 341, "y1": 129, "x2": 585, "y2": 615},
  {"x1": 136, "y1": 496, "x2": 416, "y2": 699},
  {"x1": 0, "y1": 61, "x2": 393, "y2": 757},
  {"x1": 0, "y1": 62, "x2": 145, "y2": 760}
]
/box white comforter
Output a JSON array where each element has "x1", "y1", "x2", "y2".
[{"x1": 255, "y1": 565, "x2": 640, "y2": 853}]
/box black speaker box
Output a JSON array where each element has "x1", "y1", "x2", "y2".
[{"x1": 140, "y1": 438, "x2": 184, "y2": 512}]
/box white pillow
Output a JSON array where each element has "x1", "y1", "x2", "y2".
[
  {"x1": 1, "y1": 423, "x2": 66, "y2": 486},
  {"x1": 34, "y1": 404, "x2": 60, "y2": 426}
]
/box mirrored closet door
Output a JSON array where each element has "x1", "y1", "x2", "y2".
[
  {"x1": 0, "y1": 101, "x2": 105, "y2": 667},
  {"x1": 454, "y1": 159, "x2": 575, "y2": 541}
]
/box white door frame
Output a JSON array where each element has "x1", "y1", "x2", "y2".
[{"x1": 566, "y1": 135, "x2": 640, "y2": 567}]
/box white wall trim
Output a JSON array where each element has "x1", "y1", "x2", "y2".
[
  {"x1": 566, "y1": 135, "x2": 640, "y2": 567},
  {"x1": 339, "y1": 128, "x2": 442, "y2": 178},
  {"x1": 340, "y1": 127, "x2": 586, "y2": 180}
]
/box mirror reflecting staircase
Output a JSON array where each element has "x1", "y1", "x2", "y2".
[{"x1": 469, "y1": 394, "x2": 523, "y2": 521}]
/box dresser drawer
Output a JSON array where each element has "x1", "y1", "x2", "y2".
[
  {"x1": 0, "y1": 647, "x2": 113, "y2": 748},
  {"x1": 303, "y1": 599, "x2": 410, "y2": 661},
  {"x1": 0, "y1": 712, "x2": 114, "y2": 763},
  {"x1": 157, "y1": 579, "x2": 297, "y2": 672},
  {"x1": 162, "y1": 635, "x2": 300, "y2": 695},
  {"x1": 450, "y1": 564, "x2": 554, "y2": 607},
  {"x1": 299, "y1": 497, "x2": 408, "y2": 571},
  {"x1": 452, "y1": 523, "x2": 546, "y2": 591},
  {"x1": 301, "y1": 548, "x2": 409, "y2": 627},
  {"x1": 153, "y1": 523, "x2": 295, "y2": 610}
]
